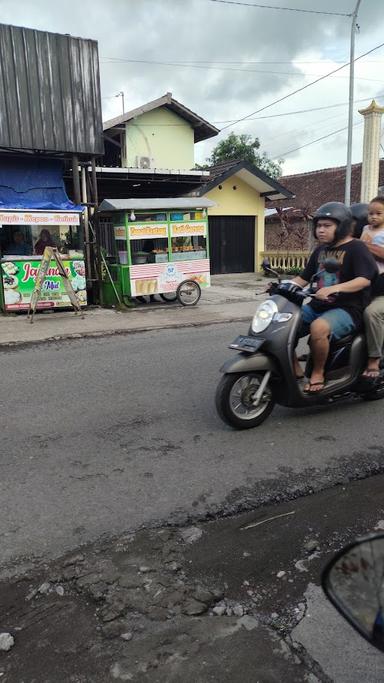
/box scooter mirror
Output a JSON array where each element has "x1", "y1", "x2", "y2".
[
  {"x1": 323, "y1": 258, "x2": 340, "y2": 274},
  {"x1": 322, "y1": 534, "x2": 384, "y2": 652},
  {"x1": 261, "y1": 259, "x2": 281, "y2": 283}
]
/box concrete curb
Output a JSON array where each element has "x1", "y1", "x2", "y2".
[{"x1": 0, "y1": 315, "x2": 251, "y2": 350}]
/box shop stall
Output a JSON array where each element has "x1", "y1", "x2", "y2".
[
  {"x1": 0, "y1": 210, "x2": 86, "y2": 312},
  {"x1": 98, "y1": 198, "x2": 214, "y2": 306}
]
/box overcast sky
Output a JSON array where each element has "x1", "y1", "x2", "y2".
[{"x1": 1, "y1": 0, "x2": 383, "y2": 177}]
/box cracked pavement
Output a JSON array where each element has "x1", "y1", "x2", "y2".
[
  {"x1": 1, "y1": 322, "x2": 384, "y2": 680},
  {"x1": 2, "y1": 475, "x2": 384, "y2": 681}
]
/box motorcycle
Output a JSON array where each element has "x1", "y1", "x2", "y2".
[
  {"x1": 215, "y1": 260, "x2": 384, "y2": 430},
  {"x1": 322, "y1": 533, "x2": 384, "y2": 653}
]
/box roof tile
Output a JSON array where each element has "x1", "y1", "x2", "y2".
[{"x1": 266, "y1": 160, "x2": 384, "y2": 210}]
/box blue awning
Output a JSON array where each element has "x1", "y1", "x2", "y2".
[{"x1": 0, "y1": 157, "x2": 82, "y2": 211}]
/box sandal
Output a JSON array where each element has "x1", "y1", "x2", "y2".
[
  {"x1": 304, "y1": 381, "x2": 326, "y2": 393},
  {"x1": 362, "y1": 369, "x2": 380, "y2": 380}
]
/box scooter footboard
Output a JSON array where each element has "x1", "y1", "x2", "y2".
[{"x1": 220, "y1": 353, "x2": 279, "y2": 375}]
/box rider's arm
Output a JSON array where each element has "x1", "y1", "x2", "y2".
[
  {"x1": 315, "y1": 277, "x2": 371, "y2": 300},
  {"x1": 292, "y1": 276, "x2": 308, "y2": 288},
  {"x1": 329, "y1": 277, "x2": 371, "y2": 294},
  {"x1": 365, "y1": 243, "x2": 384, "y2": 261}
]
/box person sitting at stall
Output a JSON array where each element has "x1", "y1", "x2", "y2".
[
  {"x1": 34, "y1": 229, "x2": 56, "y2": 255},
  {"x1": 4, "y1": 230, "x2": 32, "y2": 256}
]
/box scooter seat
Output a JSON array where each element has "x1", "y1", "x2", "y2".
[{"x1": 330, "y1": 334, "x2": 355, "y2": 348}]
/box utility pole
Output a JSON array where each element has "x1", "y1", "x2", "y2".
[
  {"x1": 344, "y1": 0, "x2": 362, "y2": 205},
  {"x1": 115, "y1": 91, "x2": 125, "y2": 115}
]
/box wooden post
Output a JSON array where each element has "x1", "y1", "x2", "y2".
[
  {"x1": 72, "y1": 155, "x2": 81, "y2": 205},
  {"x1": 81, "y1": 165, "x2": 92, "y2": 289},
  {"x1": 91, "y1": 157, "x2": 103, "y2": 305}
]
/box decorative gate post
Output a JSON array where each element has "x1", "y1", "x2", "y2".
[{"x1": 359, "y1": 99, "x2": 384, "y2": 202}]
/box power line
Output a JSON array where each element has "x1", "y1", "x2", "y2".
[
  {"x1": 219, "y1": 40, "x2": 384, "y2": 131},
  {"x1": 264, "y1": 110, "x2": 359, "y2": 147},
  {"x1": 216, "y1": 96, "x2": 383, "y2": 123},
  {"x1": 208, "y1": 0, "x2": 351, "y2": 16},
  {"x1": 101, "y1": 95, "x2": 382, "y2": 124},
  {"x1": 100, "y1": 56, "x2": 384, "y2": 83},
  {"x1": 274, "y1": 121, "x2": 363, "y2": 159},
  {"x1": 103, "y1": 56, "x2": 384, "y2": 66},
  {"x1": 147, "y1": 59, "x2": 384, "y2": 65}
]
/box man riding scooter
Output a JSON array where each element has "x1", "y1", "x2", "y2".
[{"x1": 291, "y1": 202, "x2": 377, "y2": 392}]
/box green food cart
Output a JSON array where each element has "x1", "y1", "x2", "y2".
[{"x1": 98, "y1": 197, "x2": 214, "y2": 306}]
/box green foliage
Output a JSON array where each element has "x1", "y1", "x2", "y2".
[
  {"x1": 207, "y1": 132, "x2": 283, "y2": 179},
  {"x1": 285, "y1": 266, "x2": 302, "y2": 275}
]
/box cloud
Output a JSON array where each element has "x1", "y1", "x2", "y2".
[{"x1": 0, "y1": 0, "x2": 383, "y2": 173}]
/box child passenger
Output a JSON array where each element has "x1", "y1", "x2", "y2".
[{"x1": 361, "y1": 196, "x2": 384, "y2": 378}]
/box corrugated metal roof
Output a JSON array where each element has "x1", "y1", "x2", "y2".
[
  {"x1": 0, "y1": 23, "x2": 104, "y2": 156},
  {"x1": 103, "y1": 92, "x2": 219, "y2": 143},
  {"x1": 99, "y1": 197, "x2": 215, "y2": 211}
]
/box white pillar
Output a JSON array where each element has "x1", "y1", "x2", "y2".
[{"x1": 359, "y1": 99, "x2": 384, "y2": 202}]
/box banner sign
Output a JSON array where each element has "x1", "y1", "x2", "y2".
[
  {"x1": 129, "y1": 223, "x2": 168, "y2": 239},
  {"x1": 1, "y1": 257, "x2": 87, "y2": 311},
  {"x1": 114, "y1": 226, "x2": 126, "y2": 239},
  {"x1": 129, "y1": 259, "x2": 210, "y2": 296},
  {"x1": 170, "y1": 222, "x2": 207, "y2": 237},
  {"x1": 0, "y1": 211, "x2": 80, "y2": 226}
]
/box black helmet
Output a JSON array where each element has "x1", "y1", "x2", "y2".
[
  {"x1": 350, "y1": 202, "x2": 369, "y2": 238},
  {"x1": 313, "y1": 202, "x2": 352, "y2": 243}
]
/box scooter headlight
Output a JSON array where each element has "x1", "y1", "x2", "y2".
[{"x1": 251, "y1": 299, "x2": 278, "y2": 334}]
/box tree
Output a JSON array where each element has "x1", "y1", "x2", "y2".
[
  {"x1": 270, "y1": 207, "x2": 312, "y2": 252},
  {"x1": 206, "y1": 132, "x2": 283, "y2": 179}
]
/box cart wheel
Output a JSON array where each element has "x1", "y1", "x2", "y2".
[
  {"x1": 176, "y1": 280, "x2": 201, "y2": 306},
  {"x1": 160, "y1": 292, "x2": 177, "y2": 303}
]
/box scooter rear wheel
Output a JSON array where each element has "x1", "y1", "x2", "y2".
[{"x1": 215, "y1": 372, "x2": 275, "y2": 430}]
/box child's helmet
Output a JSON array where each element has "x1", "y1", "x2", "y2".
[
  {"x1": 313, "y1": 202, "x2": 352, "y2": 243},
  {"x1": 350, "y1": 202, "x2": 369, "y2": 238}
]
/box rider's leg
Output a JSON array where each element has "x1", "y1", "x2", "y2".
[
  {"x1": 305, "y1": 308, "x2": 355, "y2": 392},
  {"x1": 306, "y1": 318, "x2": 331, "y2": 391},
  {"x1": 363, "y1": 296, "x2": 384, "y2": 377},
  {"x1": 294, "y1": 304, "x2": 316, "y2": 378}
]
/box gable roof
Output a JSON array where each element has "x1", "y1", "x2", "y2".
[
  {"x1": 103, "y1": 92, "x2": 219, "y2": 143},
  {"x1": 196, "y1": 159, "x2": 295, "y2": 201},
  {"x1": 267, "y1": 160, "x2": 384, "y2": 211}
]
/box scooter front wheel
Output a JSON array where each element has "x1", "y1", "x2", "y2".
[{"x1": 215, "y1": 372, "x2": 275, "y2": 430}]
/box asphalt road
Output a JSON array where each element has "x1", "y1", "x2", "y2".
[{"x1": 2, "y1": 321, "x2": 384, "y2": 573}]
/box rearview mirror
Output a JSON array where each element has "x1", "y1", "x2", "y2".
[{"x1": 322, "y1": 534, "x2": 384, "y2": 652}]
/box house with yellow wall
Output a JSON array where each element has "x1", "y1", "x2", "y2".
[
  {"x1": 103, "y1": 92, "x2": 217, "y2": 171},
  {"x1": 102, "y1": 93, "x2": 293, "y2": 274},
  {"x1": 196, "y1": 160, "x2": 294, "y2": 273}
]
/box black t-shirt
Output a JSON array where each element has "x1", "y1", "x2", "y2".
[{"x1": 300, "y1": 239, "x2": 377, "y2": 326}]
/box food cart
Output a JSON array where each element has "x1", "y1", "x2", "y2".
[
  {"x1": 98, "y1": 198, "x2": 214, "y2": 306},
  {"x1": 0, "y1": 209, "x2": 86, "y2": 313}
]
